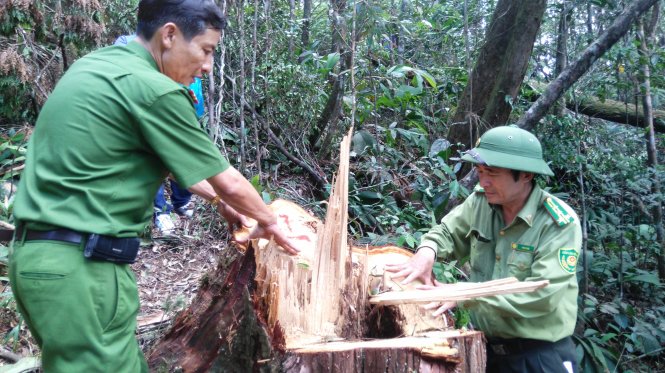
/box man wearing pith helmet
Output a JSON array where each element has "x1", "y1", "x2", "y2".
[{"x1": 386, "y1": 125, "x2": 582, "y2": 372}]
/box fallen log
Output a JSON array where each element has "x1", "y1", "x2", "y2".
[{"x1": 527, "y1": 80, "x2": 665, "y2": 133}]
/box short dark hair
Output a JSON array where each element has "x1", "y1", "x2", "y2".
[
  {"x1": 511, "y1": 169, "x2": 537, "y2": 185},
  {"x1": 137, "y1": 0, "x2": 226, "y2": 41}
]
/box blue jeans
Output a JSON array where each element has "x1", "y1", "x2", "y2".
[{"x1": 154, "y1": 180, "x2": 192, "y2": 215}]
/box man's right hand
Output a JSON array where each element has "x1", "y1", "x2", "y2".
[
  {"x1": 216, "y1": 201, "x2": 251, "y2": 232},
  {"x1": 384, "y1": 247, "x2": 436, "y2": 286}
]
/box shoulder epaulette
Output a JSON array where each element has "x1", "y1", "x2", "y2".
[
  {"x1": 544, "y1": 197, "x2": 575, "y2": 227},
  {"x1": 474, "y1": 184, "x2": 485, "y2": 193}
]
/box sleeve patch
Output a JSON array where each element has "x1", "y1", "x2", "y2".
[
  {"x1": 544, "y1": 197, "x2": 574, "y2": 227},
  {"x1": 558, "y1": 248, "x2": 579, "y2": 274}
]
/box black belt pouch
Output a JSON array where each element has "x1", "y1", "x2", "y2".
[{"x1": 83, "y1": 234, "x2": 140, "y2": 264}]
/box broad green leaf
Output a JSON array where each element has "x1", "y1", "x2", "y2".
[
  {"x1": 325, "y1": 52, "x2": 340, "y2": 70},
  {"x1": 414, "y1": 68, "x2": 437, "y2": 89},
  {"x1": 429, "y1": 138, "x2": 450, "y2": 158}
]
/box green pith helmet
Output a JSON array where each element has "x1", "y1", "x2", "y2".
[{"x1": 460, "y1": 125, "x2": 554, "y2": 176}]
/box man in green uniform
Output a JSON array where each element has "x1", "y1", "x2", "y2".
[
  {"x1": 387, "y1": 126, "x2": 581, "y2": 373},
  {"x1": 9, "y1": 1, "x2": 300, "y2": 371}
]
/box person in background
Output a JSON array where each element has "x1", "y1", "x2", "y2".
[
  {"x1": 115, "y1": 33, "x2": 202, "y2": 235},
  {"x1": 386, "y1": 125, "x2": 582, "y2": 373},
  {"x1": 9, "y1": 1, "x2": 300, "y2": 371}
]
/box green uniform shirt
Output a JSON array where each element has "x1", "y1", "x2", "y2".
[
  {"x1": 14, "y1": 42, "x2": 229, "y2": 236},
  {"x1": 419, "y1": 185, "x2": 581, "y2": 341}
]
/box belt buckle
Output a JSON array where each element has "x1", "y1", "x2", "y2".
[{"x1": 490, "y1": 344, "x2": 509, "y2": 355}]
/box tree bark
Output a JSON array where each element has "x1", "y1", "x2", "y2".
[
  {"x1": 448, "y1": 0, "x2": 548, "y2": 151},
  {"x1": 147, "y1": 247, "x2": 263, "y2": 372},
  {"x1": 515, "y1": 0, "x2": 661, "y2": 131}
]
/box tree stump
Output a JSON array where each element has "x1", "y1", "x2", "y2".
[{"x1": 148, "y1": 130, "x2": 486, "y2": 372}]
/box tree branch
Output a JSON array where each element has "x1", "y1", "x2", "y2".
[{"x1": 516, "y1": 0, "x2": 660, "y2": 130}]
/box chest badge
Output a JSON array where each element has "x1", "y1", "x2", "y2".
[
  {"x1": 512, "y1": 243, "x2": 535, "y2": 253},
  {"x1": 558, "y1": 248, "x2": 579, "y2": 274}
]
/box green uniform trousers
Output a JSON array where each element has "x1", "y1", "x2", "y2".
[
  {"x1": 486, "y1": 336, "x2": 577, "y2": 373},
  {"x1": 9, "y1": 238, "x2": 148, "y2": 372}
]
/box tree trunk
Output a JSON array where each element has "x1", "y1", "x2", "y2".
[
  {"x1": 637, "y1": 8, "x2": 665, "y2": 280},
  {"x1": 237, "y1": 0, "x2": 247, "y2": 172},
  {"x1": 397, "y1": 0, "x2": 408, "y2": 64},
  {"x1": 311, "y1": 0, "x2": 352, "y2": 160},
  {"x1": 301, "y1": 0, "x2": 312, "y2": 50},
  {"x1": 251, "y1": 0, "x2": 262, "y2": 181},
  {"x1": 448, "y1": 0, "x2": 548, "y2": 151},
  {"x1": 289, "y1": 0, "x2": 295, "y2": 59},
  {"x1": 209, "y1": 0, "x2": 227, "y2": 144},
  {"x1": 553, "y1": 2, "x2": 572, "y2": 116},
  {"x1": 515, "y1": 0, "x2": 661, "y2": 131},
  {"x1": 585, "y1": 2, "x2": 594, "y2": 43}
]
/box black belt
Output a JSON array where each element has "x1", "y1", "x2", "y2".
[
  {"x1": 17, "y1": 225, "x2": 140, "y2": 264},
  {"x1": 487, "y1": 337, "x2": 571, "y2": 356},
  {"x1": 23, "y1": 228, "x2": 85, "y2": 245}
]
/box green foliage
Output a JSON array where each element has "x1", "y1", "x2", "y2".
[
  {"x1": 538, "y1": 114, "x2": 665, "y2": 372},
  {"x1": 347, "y1": 124, "x2": 467, "y2": 241},
  {"x1": 0, "y1": 0, "x2": 138, "y2": 126}
]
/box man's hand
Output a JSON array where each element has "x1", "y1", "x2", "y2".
[
  {"x1": 384, "y1": 247, "x2": 436, "y2": 286},
  {"x1": 241, "y1": 221, "x2": 301, "y2": 256},
  {"x1": 216, "y1": 201, "x2": 251, "y2": 231},
  {"x1": 418, "y1": 281, "x2": 457, "y2": 316}
]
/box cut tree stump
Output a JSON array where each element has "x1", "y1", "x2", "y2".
[{"x1": 148, "y1": 129, "x2": 490, "y2": 372}]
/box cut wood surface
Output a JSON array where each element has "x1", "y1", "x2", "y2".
[{"x1": 370, "y1": 278, "x2": 550, "y2": 306}]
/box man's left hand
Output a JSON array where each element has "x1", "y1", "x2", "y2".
[{"x1": 418, "y1": 281, "x2": 458, "y2": 316}]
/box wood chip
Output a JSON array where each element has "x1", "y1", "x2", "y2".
[{"x1": 369, "y1": 277, "x2": 549, "y2": 305}]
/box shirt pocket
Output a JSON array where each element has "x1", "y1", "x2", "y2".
[
  {"x1": 507, "y1": 249, "x2": 534, "y2": 281},
  {"x1": 468, "y1": 230, "x2": 494, "y2": 281}
]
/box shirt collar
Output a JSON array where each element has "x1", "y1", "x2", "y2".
[
  {"x1": 515, "y1": 184, "x2": 543, "y2": 227},
  {"x1": 126, "y1": 41, "x2": 160, "y2": 72}
]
